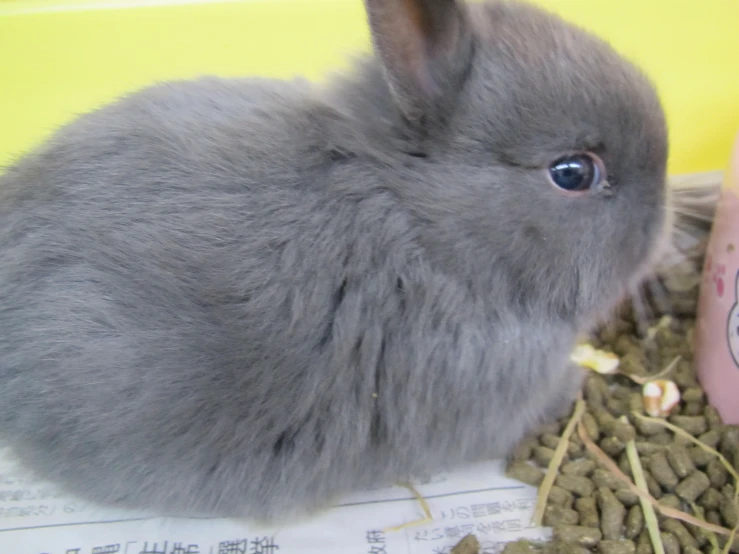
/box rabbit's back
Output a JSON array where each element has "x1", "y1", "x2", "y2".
[{"x1": 0, "y1": 77, "x2": 409, "y2": 517}]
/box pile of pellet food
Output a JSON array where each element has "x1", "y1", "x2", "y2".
[{"x1": 452, "y1": 181, "x2": 739, "y2": 554}]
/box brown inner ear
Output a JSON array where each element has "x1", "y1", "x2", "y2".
[
  {"x1": 381, "y1": 0, "x2": 434, "y2": 93},
  {"x1": 401, "y1": 0, "x2": 431, "y2": 34},
  {"x1": 365, "y1": 0, "x2": 473, "y2": 128},
  {"x1": 401, "y1": 0, "x2": 430, "y2": 74}
]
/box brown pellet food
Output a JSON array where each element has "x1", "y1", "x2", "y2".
[
  {"x1": 707, "y1": 457, "x2": 730, "y2": 488},
  {"x1": 512, "y1": 436, "x2": 540, "y2": 462},
  {"x1": 562, "y1": 459, "x2": 597, "y2": 478},
  {"x1": 705, "y1": 405, "x2": 724, "y2": 431},
  {"x1": 698, "y1": 486, "x2": 724, "y2": 510},
  {"x1": 689, "y1": 446, "x2": 714, "y2": 468},
  {"x1": 541, "y1": 433, "x2": 566, "y2": 451},
  {"x1": 543, "y1": 505, "x2": 580, "y2": 527},
  {"x1": 596, "y1": 487, "x2": 625, "y2": 540},
  {"x1": 698, "y1": 429, "x2": 722, "y2": 449},
  {"x1": 657, "y1": 493, "x2": 681, "y2": 513},
  {"x1": 635, "y1": 530, "x2": 652, "y2": 554},
  {"x1": 660, "y1": 519, "x2": 699, "y2": 550},
  {"x1": 543, "y1": 541, "x2": 592, "y2": 554},
  {"x1": 624, "y1": 505, "x2": 644, "y2": 540},
  {"x1": 675, "y1": 470, "x2": 711, "y2": 503},
  {"x1": 669, "y1": 415, "x2": 708, "y2": 437},
  {"x1": 720, "y1": 496, "x2": 738, "y2": 528},
  {"x1": 552, "y1": 525, "x2": 603, "y2": 547},
  {"x1": 644, "y1": 472, "x2": 663, "y2": 499},
  {"x1": 660, "y1": 532, "x2": 681, "y2": 554},
  {"x1": 614, "y1": 489, "x2": 639, "y2": 507},
  {"x1": 500, "y1": 540, "x2": 533, "y2": 554},
  {"x1": 600, "y1": 436, "x2": 626, "y2": 457},
  {"x1": 665, "y1": 444, "x2": 695, "y2": 478},
  {"x1": 547, "y1": 485, "x2": 575, "y2": 508},
  {"x1": 451, "y1": 534, "x2": 480, "y2": 554},
  {"x1": 582, "y1": 412, "x2": 601, "y2": 441},
  {"x1": 575, "y1": 496, "x2": 600, "y2": 529},
  {"x1": 597, "y1": 540, "x2": 636, "y2": 554},
  {"x1": 706, "y1": 509, "x2": 723, "y2": 526},
  {"x1": 534, "y1": 445, "x2": 557, "y2": 467},
  {"x1": 556, "y1": 474, "x2": 596, "y2": 497},
  {"x1": 647, "y1": 452, "x2": 679, "y2": 489},
  {"x1": 506, "y1": 461, "x2": 544, "y2": 487},
  {"x1": 592, "y1": 468, "x2": 627, "y2": 491}
]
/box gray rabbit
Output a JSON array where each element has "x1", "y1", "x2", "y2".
[{"x1": 0, "y1": 0, "x2": 670, "y2": 522}]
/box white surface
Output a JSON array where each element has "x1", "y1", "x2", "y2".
[{"x1": 0, "y1": 447, "x2": 550, "y2": 554}]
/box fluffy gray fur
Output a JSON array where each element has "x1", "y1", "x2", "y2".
[{"x1": 0, "y1": 0, "x2": 669, "y2": 521}]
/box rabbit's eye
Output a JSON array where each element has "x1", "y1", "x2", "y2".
[{"x1": 548, "y1": 153, "x2": 604, "y2": 192}]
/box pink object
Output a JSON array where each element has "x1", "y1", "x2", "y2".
[{"x1": 695, "y1": 131, "x2": 739, "y2": 424}]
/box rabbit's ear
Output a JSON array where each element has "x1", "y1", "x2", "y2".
[{"x1": 363, "y1": 0, "x2": 473, "y2": 126}]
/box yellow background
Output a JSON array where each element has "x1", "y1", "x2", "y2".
[{"x1": 1, "y1": 0, "x2": 738, "y2": 175}]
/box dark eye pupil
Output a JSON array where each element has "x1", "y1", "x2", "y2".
[{"x1": 549, "y1": 154, "x2": 597, "y2": 191}]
